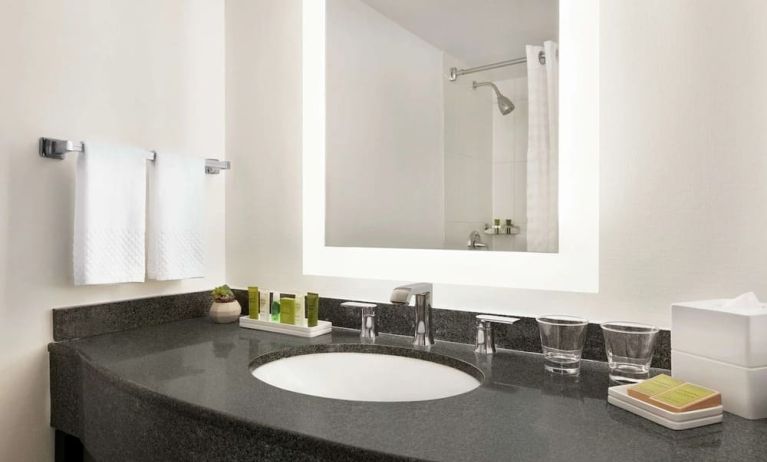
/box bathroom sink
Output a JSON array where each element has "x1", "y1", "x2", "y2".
[{"x1": 251, "y1": 346, "x2": 482, "y2": 402}]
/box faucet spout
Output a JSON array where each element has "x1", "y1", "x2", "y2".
[
  {"x1": 390, "y1": 283, "x2": 434, "y2": 347},
  {"x1": 390, "y1": 283, "x2": 433, "y2": 304}
]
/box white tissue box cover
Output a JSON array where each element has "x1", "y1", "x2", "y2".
[
  {"x1": 672, "y1": 350, "x2": 767, "y2": 420},
  {"x1": 671, "y1": 299, "x2": 767, "y2": 368}
]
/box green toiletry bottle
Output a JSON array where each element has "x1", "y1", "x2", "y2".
[
  {"x1": 270, "y1": 291, "x2": 280, "y2": 322},
  {"x1": 248, "y1": 286, "x2": 259, "y2": 319},
  {"x1": 306, "y1": 292, "x2": 319, "y2": 327},
  {"x1": 280, "y1": 296, "x2": 295, "y2": 325}
]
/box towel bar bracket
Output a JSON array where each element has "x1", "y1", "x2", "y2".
[
  {"x1": 205, "y1": 160, "x2": 230, "y2": 175},
  {"x1": 39, "y1": 138, "x2": 78, "y2": 160},
  {"x1": 38, "y1": 137, "x2": 231, "y2": 174}
]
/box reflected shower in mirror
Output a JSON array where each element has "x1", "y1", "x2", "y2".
[{"x1": 325, "y1": 0, "x2": 559, "y2": 252}]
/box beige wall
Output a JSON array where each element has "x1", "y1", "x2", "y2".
[
  {"x1": 226, "y1": 0, "x2": 767, "y2": 329},
  {"x1": 225, "y1": 0, "x2": 303, "y2": 290},
  {"x1": 0, "y1": 0, "x2": 225, "y2": 459},
  {"x1": 325, "y1": 0, "x2": 445, "y2": 250}
]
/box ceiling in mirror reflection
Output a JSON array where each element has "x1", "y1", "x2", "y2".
[{"x1": 359, "y1": 0, "x2": 558, "y2": 67}]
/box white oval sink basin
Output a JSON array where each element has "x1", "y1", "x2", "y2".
[{"x1": 252, "y1": 351, "x2": 481, "y2": 402}]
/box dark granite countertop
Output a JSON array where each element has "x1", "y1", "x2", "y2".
[{"x1": 50, "y1": 318, "x2": 767, "y2": 462}]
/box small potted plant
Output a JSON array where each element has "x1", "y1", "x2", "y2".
[{"x1": 209, "y1": 284, "x2": 241, "y2": 323}]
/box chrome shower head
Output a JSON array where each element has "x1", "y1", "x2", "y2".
[{"x1": 473, "y1": 81, "x2": 515, "y2": 115}]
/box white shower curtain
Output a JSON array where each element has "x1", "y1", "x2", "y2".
[{"x1": 526, "y1": 41, "x2": 559, "y2": 253}]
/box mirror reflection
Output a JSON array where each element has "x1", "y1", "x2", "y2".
[{"x1": 326, "y1": 0, "x2": 559, "y2": 252}]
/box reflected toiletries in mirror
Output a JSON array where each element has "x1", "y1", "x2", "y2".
[{"x1": 325, "y1": 0, "x2": 559, "y2": 253}]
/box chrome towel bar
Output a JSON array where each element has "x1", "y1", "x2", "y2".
[{"x1": 39, "y1": 137, "x2": 231, "y2": 174}]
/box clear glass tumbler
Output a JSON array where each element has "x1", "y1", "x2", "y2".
[
  {"x1": 601, "y1": 322, "x2": 659, "y2": 383},
  {"x1": 536, "y1": 315, "x2": 589, "y2": 375}
]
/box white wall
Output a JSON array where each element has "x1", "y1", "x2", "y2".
[
  {"x1": 5, "y1": 0, "x2": 765, "y2": 457},
  {"x1": 442, "y1": 54, "x2": 493, "y2": 250},
  {"x1": 227, "y1": 0, "x2": 767, "y2": 331},
  {"x1": 324, "y1": 0, "x2": 444, "y2": 250},
  {"x1": 0, "y1": 0, "x2": 225, "y2": 459}
]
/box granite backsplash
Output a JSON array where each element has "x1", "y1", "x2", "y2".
[{"x1": 52, "y1": 288, "x2": 671, "y2": 369}]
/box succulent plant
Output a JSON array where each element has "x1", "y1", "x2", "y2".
[{"x1": 211, "y1": 284, "x2": 235, "y2": 303}]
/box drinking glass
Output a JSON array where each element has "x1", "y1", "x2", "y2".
[
  {"x1": 601, "y1": 322, "x2": 659, "y2": 383},
  {"x1": 536, "y1": 315, "x2": 589, "y2": 375}
]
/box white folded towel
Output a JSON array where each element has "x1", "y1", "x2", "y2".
[
  {"x1": 147, "y1": 152, "x2": 205, "y2": 280},
  {"x1": 74, "y1": 142, "x2": 148, "y2": 285}
]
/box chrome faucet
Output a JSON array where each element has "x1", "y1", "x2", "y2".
[
  {"x1": 390, "y1": 283, "x2": 434, "y2": 347},
  {"x1": 467, "y1": 230, "x2": 487, "y2": 250}
]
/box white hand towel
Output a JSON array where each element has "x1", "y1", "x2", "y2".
[
  {"x1": 147, "y1": 152, "x2": 205, "y2": 280},
  {"x1": 74, "y1": 142, "x2": 148, "y2": 285}
]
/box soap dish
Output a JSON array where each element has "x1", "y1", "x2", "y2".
[
  {"x1": 608, "y1": 384, "x2": 723, "y2": 430},
  {"x1": 239, "y1": 316, "x2": 332, "y2": 338}
]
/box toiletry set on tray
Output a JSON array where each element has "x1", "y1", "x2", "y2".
[
  {"x1": 609, "y1": 292, "x2": 767, "y2": 429},
  {"x1": 238, "y1": 286, "x2": 332, "y2": 338}
]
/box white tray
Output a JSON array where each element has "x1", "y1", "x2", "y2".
[
  {"x1": 608, "y1": 384, "x2": 723, "y2": 422},
  {"x1": 608, "y1": 396, "x2": 723, "y2": 430},
  {"x1": 608, "y1": 384, "x2": 722, "y2": 430},
  {"x1": 239, "y1": 316, "x2": 332, "y2": 338}
]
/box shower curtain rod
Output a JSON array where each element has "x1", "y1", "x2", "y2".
[{"x1": 448, "y1": 50, "x2": 546, "y2": 81}]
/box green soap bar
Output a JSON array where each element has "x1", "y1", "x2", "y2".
[
  {"x1": 306, "y1": 292, "x2": 319, "y2": 327},
  {"x1": 653, "y1": 383, "x2": 717, "y2": 408},
  {"x1": 247, "y1": 286, "x2": 259, "y2": 319},
  {"x1": 280, "y1": 297, "x2": 295, "y2": 325},
  {"x1": 271, "y1": 300, "x2": 280, "y2": 322},
  {"x1": 630, "y1": 374, "x2": 684, "y2": 398}
]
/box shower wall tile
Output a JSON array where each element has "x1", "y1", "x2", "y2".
[
  {"x1": 513, "y1": 161, "x2": 527, "y2": 221},
  {"x1": 493, "y1": 79, "x2": 529, "y2": 163},
  {"x1": 491, "y1": 75, "x2": 529, "y2": 252},
  {"x1": 443, "y1": 52, "x2": 495, "y2": 247},
  {"x1": 443, "y1": 54, "x2": 493, "y2": 162},
  {"x1": 444, "y1": 155, "x2": 492, "y2": 224},
  {"x1": 511, "y1": 100, "x2": 529, "y2": 163},
  {"x1": 498, "y1": 76, "x2": 529, "y2": 103},
  {"x1": 490, "y1": 235, "x2": 515, "y2": 252},
  {"x1": 492, "y1": 162, "x2": 516, "y2": 219}
]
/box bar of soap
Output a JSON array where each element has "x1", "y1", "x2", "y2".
[
  {"x1": 627, "y1": 374, "x2": 684, "y2": 401},
  {"x1": 626, "y1": 374, "x2": 722, "y2": 413},
  {"x1": 649, "y1": 383, "x2": 721, "y2": 413}
]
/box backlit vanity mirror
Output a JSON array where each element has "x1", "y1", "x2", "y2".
[
  {"x1": 325, "y1": 0, "x2": 559, "y2": 253},
  {"x1": 303, "y1": 0, "x2": 598, "y2": 291}
]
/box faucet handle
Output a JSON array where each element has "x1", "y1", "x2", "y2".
[
  {"x1": 341, "y1": 302, "x2": 377, "y2": 340},
  {"x1": 475, "y1": 314, "x2": 520, "y2": 355}
]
